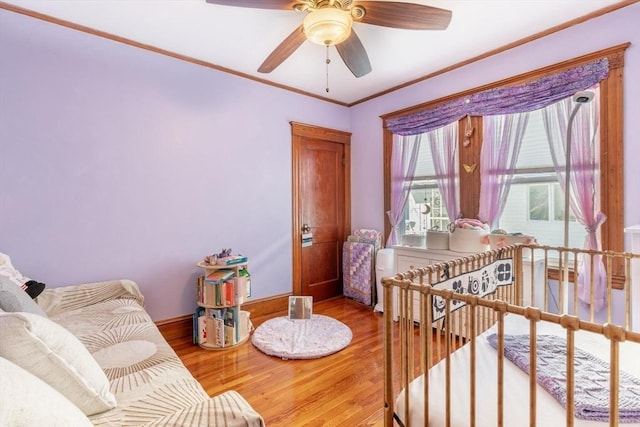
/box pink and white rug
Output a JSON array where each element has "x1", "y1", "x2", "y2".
[{"x1": 251, "y1": 314, "x2": 352, "y2": 360}]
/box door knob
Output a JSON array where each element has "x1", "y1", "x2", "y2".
[{"x1": 302, "y1": 224, "x2": 311, "y2": 233}]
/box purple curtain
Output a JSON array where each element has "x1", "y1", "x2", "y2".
[
  {"x1": 541, "y1": 87, "x2": 607, "y2": 311},
  {"x1": 427, "y1": 121, "x2": 460, "y2": 222},
  {"x1": 477, "y1": 113, "x2": 530, "y2": 229},
  {"x1": 387, "y1": 59, "x2": 609, "y2": 136},
  {"x1": 386, "y1": 133, "x2": 422, "y2": 247}
]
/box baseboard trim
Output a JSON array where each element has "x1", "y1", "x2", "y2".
[{"x1": 156, "y1": 294, "x2": 291, "y2": 341}]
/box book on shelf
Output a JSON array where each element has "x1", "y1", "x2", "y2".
[
  {"x1": 201, "y1": 272, "x2": 236, "y2": 306},
  {"x1": 239, "y1": 310, "x2": 250, "y2": 340},
  {"x1": 208, "y1": 308, "x2": 225, "y2": 320},
  {"x1": 198, "y1": 315, "x2": 207, "y2": 344},
  {"x1": 203, "y1": 283, "x2": 219, "y2": 306},
  {"x1": 196, "y1": 307, "x2": 250, "y2": 348},
  {"x1": 207, "y1": 309, "x2": 225, "y2": 347},
  {"x1": 224, "y1": 309, "x2": 236, "y2": 346},
  {"x1": 233, "y1": 276, "x2": 248, "y2": 304},
  {"x1": 193, "y1": 306, "x2": 206, "y2": 344},
  {"x1": 222, "y1": 281, "x2": 235, "y2": 305},
  {"x1": 217, "y1": 256, "x2": 248, "y2": 266},
  {"x1": 232, "y1": 306, "x2": 241, "y2": 342},
  {"x1": 204, "y1": 269, "x2": 234, "y2": 284}
]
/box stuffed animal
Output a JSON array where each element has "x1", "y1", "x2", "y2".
[{"x1": 0, "y1": 252, "x2": 46, "y2": 299}]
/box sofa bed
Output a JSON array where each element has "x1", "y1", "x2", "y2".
[{"x1": 0, "y1": 253, "x2": 265, "y2": 426}]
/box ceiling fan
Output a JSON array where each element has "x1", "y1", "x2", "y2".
[{"x1": 205, "y1": 0, "x2": 452, "y2": 78}]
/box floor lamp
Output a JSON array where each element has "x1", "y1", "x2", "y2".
[{"x1": 562, "y1": 90, "x2": 594, "y2": 309}]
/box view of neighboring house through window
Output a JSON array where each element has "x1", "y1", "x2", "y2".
[{"x1": 406, "y1": 184, "x2": 449, "y2": 235}]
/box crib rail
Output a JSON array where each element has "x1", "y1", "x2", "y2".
[
  {"x1": 382, "y1": 244, "x2": 640, "y2": 427},
  {"x1": 521, "y1": 244, "x2": 639, "y2": 327}
]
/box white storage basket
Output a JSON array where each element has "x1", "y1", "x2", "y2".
[
  {"x1": 449, "y1": 228, "x2": 489, "y2": 253},
  {"x1": 426, "y1": 231, "x2": 449, "y2": 250}
]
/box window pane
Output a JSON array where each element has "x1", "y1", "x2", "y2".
[
  {"x1": 553, "y1": 183, "x2": 577, "y2": 222},
  {"x1": 405, "y1": 182, "x2": 448, "y2": 238},
  {"x1": 528, "y1": 184, "x2": 549, "y2": 221},
  {"x1": 499, "y1": 109, "x2": 587, "y2": 248},
  {"x1": 413, "y1": 137, "x2": 437, "y2": 177},
  {"x1": 515, "y1": 110, "x2": 555, "y2": 169}
]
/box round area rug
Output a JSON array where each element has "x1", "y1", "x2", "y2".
[{"x1": 251, "y1": 314, "x2": 352, "y2": 360}]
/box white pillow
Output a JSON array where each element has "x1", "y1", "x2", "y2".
[
  {"x1": 0, "y1": 357, "x2": 93, "y2": 426},
  {"x1": 0, "y1": 312, "x2": 117, "y2": 415}
]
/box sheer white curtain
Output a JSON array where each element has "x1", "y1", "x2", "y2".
[
  {"x1": 541, "y1": 87, "x2": 606, "y2": 311},
  {"x1": 386, "y1": 133, "x2": 423, "y2": 247},
  {"x1": 427, "y1": 121, "x2": 460, "y2": 222},
  {"x1": 477, "y1": 112, "x2": 530, "y2": 229}
]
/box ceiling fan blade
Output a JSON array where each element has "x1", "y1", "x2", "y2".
[
  {"x1": 258, "y1": 25, "x2": 307, "y2": 73},
  {"x1": 205, "y1": 0, "x2": 297, "y2": 10},
  {"x1": 336, "y1": 29, "x2": 372, "y2": 78},
  {"x1": 355, "y1": 1, "x2": 452, "y2": 30}
]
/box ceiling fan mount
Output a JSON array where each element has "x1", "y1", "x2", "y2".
[
  {"x1": 205, "y1": 0, "x2": 452, "y2": 78},
  {"x1": 293, "y1": 0, "x2": 365, "y2": 19}
]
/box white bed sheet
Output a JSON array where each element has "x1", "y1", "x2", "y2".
[{"x1": 395, "y1": 314, "x2": 640, "y2": 427}]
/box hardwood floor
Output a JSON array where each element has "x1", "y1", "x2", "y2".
[{"x1": 170, "y1": 297, "x2": 390, "y2": 426}]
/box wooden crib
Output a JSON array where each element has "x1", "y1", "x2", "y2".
[{"x1": 382, "y1": 244, "x2": 640, "y2": 427}]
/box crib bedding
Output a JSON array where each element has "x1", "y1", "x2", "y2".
[{"x1": 395, "y1": 314, "x2": 640, "y2": 427}]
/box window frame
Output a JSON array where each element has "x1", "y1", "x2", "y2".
[{"x1": 382, "y1": 44, "x2": 628, "y2": 283}]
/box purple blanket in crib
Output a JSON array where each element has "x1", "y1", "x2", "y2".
[{"x1": 487, "y1": 333, "x2": 640, "y2": 423}]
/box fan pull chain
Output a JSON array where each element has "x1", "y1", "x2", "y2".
[{"x1": 325, "y1": 44, "x2": 330, "y2": 93}]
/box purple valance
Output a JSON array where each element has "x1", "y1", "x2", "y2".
[{"x1": 387, "y1": 58, "x2": 609, "y2": 136}]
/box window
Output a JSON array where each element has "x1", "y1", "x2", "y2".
[
  {"x1": 383, "y1": 44, "x2": 626, "y2": 276},
  {"x1": 396, "y1": 101, "x2": 593, "y2": 248},
  {"x1": 498, "y1": 108, "x2": 587, "y2": 248},
  {"x1": 396, "y1": 126, "x2": 456, "y2": 246}
]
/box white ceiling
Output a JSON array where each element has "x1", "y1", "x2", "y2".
[{"x1": 2, "y1": 0, "x2": 629, "y2": 105}]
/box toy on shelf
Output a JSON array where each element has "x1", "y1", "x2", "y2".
[{"x1": 203, "y1": 248, "x2": 247, "y2": 266}]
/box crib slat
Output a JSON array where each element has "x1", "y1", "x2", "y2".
[
  {"x1": 588, "y1": 252, "x2": 595, "y2": 322},
  {"x1": 606, "y1": 253, "x2": 613, "y2": 324},
  {"x1": 469, "y1": 302, "x2": 477, "y2": 427},
  {"x1": 497, "y1": 310, "x2": 505, "y2": 427},
  {"x1": 625, "y1": 257, "x2": 631, "y2": 330},
  {"x1": 611, "y1": 338, "x2": 619, "y2": 427},
  {"x1": 528, "y1": 317, "x2": 537, "y2": 427},
  {"x1": 566, "y1": 327, "x2": 575, "y2": 427},
  {"x1": 382, "y1": 278, "x2": 394, "y2": 427},
  {"x1": 445, "y1": 297, "x2": 452, "y2": 427},
  {"x1": 424, "y1": 291, "x2": 432, "y2": 427}
]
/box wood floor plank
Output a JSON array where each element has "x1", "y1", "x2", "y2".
[{"x1": 170, "y1": 297, "x2": 409, "y2": 426}]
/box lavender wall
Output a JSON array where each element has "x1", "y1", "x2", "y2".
[
  {"x1": 0, "y1": 10, "x2": 349, "y2": 321},
  {"x1": 349, "y1": 3, "x2": 640, "y2": 243}
]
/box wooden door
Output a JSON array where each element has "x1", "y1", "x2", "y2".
[{"x1": 291, "y1": 122, "x2": 351, "y2": 301}]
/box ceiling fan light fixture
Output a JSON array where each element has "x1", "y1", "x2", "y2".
[{"x1": 303, "y1": 8, "x2": 352, "y2": 46}]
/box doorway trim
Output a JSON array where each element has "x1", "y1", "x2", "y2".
[{"x1": 291, "y1": 121, "x2": 351, "y2": 296}]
